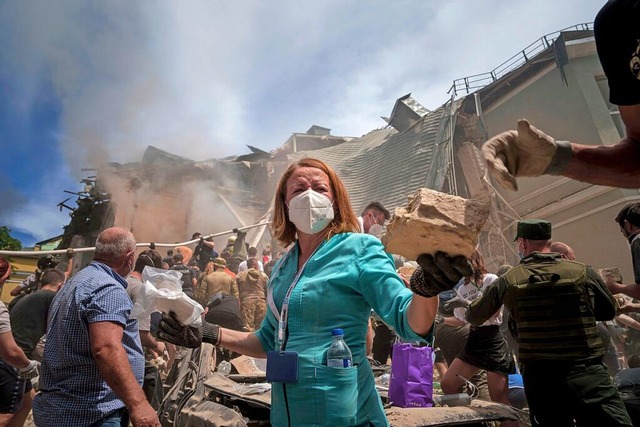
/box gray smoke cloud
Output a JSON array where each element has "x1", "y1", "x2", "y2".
[
  {"x1": 0, "y1": 0, "x2": 604, "y2": 246},
  {"x1": 0, "y1": 0, "x2": 603, "y2": 169}
]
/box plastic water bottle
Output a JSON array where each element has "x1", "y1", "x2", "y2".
[
  {"x1": 217, "y1": 360, "x2": 232, "y2": 375},
  {"x1": 327, "y1": 328, "x2": 352, "y2": 368}
]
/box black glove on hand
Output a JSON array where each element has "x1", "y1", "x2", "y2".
[
  {"x1": 444, "y1": 296, "x2": 468, "y2": 311},
  {"x1": 411, "y1": 252, "x2": 473, "y2": 297},
  {"x1": 157, "y1": 312, "x2": 220, "y2": 348}
]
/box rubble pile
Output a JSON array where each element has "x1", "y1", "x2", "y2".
[{"x1": 382, "y1": 188, "x2": 490, "y2": 260}]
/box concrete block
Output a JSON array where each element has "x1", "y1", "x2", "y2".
[{"x1": 381, "y1": 188, "x2": 490, "y2": 260}]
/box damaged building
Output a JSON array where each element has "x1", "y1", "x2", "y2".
[{"x1": 59, "y1": 22, "x2": 637, "y2": 280}]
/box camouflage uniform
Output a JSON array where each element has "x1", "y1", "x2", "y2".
[
  {"x1": 195, "y1": 270, "x2": 238, "y2": 307},
  {"x1": 237, "y1": 269, "x2": 268, "y2": 331}
]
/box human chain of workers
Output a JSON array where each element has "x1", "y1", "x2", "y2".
[{"x1": 1, "y1": 1, "x2": 640, "y2": 426}]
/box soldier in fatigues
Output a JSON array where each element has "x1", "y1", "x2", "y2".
[
  {"x1": 236, "y1": 258, "x2": 268, "y2": 331},
  {"x1": 466, "y1": 219, "x2": 632, "y2": 427}
]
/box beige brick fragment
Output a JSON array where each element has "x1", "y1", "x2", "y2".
[{"x1": 381, "y1": 188, "x2": 489, "y2": 260}]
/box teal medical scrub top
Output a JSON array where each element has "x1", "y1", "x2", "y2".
[{"x1": 255, "y1": 232, "x2": 431, "y2": 426}]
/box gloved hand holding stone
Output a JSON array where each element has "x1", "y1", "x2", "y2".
[
  {"x1": 18, "y1": 360, "x2": 40, "y2": 380},
  {"x1": 157, "y1": 311, "x2": 220, "y2": 348},
  {"x1": 411, "y1": 252, "x2": 473, "y2": 297},
  {"x1": 482, "y1": 119, "x2": 572, "y2": 191},
  {"x1": 444, "y1": 296, "x2": 468, "y2": 311}
]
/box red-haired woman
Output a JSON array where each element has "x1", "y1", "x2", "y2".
[{"x1": 158, "y1": 158, "x2": 460, "y2": 426}]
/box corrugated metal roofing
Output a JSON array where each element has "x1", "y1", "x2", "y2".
[{"x1": 289, "y1": 101, "x2": 459, "y2": 214}]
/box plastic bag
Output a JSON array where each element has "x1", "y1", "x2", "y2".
[
  {"x1": 130, "y1": 266, "x2": 203, "y2": 326},
  {"x1": 388, "y1": 343, "x2": 434, "y2": 408}
]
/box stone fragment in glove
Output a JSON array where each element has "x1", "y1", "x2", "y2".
[
  {"x1": 411, "y1": 252, "x2": 473, "y2": 297},
  {"x1": 18, "y1": 360, "x2": 40, "y2": 380},
  {"x1": 158, "y1": 311, "x2": 221, "y2": 348},
  {"x1": 482, "y1": 119, "x2": 572, "y2": 191},
  {"x1": 444, "y1": 296, "x2": 468, "y2": 311}
]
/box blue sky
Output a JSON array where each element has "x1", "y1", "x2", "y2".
[{"x1": 0, "y1": 0, "x2": 605, "y2": 246}]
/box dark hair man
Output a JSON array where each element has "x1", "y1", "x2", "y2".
[
  {"x1": 483, "y1": 0, "x2": 640, "y2": 190},
  {"x1": 10, "y1": 269, "x2": 65, "y2": 359},
  {"x1": 162, "y1": 249, "x2": 175, "y2": 269},
  {"x1": 465, "y1": 219, "x2": 631, "y2": 426},
  {"x1": 238, "y1": 246, "x2": 264, "y2": 273},
  {"x1": 359, "y1": 201, "x2": 390, "y2": 234},
  {"x1": 33, "y1": 227, "x2": 160, "y2": 427},
  {"x1": 359, "y1": 201, "x2": 392, "y2": 362},
  {"x1": 608, "y1": 203, "x2": 640, "y2": 299},
  {"x1": 171, "y1": 252, "x2": 197, "y2": 298},
  {"x1": 191, "y1": 232, "x2": 218, "y2": 272}
]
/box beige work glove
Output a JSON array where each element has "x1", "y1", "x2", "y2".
[{"x1": 482, "y1": 119, "x2": 572, "y2": 191}]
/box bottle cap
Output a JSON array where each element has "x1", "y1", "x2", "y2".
[{"x1": 331, "y1": 328, "x2": 344, "y2": 336}]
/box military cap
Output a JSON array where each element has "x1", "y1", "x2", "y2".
[
  {"x1": 213, "y1": 257, "x2": 227, "y2": 268},
  {"x1": 514, "y1": 219, "x2": 552, "y2": 241}
]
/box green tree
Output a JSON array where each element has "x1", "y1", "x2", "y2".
[{"x1": 0, "y1": 226, "x2": 22, "y2": 251}]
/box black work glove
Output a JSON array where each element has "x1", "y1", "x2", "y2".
[
  {"x1": 157, "y1": 312, "x2": 221, "y2": 348},
  {"x1": 149, "y1": 242, "x2": 156, "y2": 250},
  {"x1": 411, "y1": 252, "x2": 473, "y2": 297},
  {"x1": 444, "y1": 296, "x2": 468, "y2": 311},
  {"x1": 200, "y1": 237, "x2": 204, "y2": 244}
]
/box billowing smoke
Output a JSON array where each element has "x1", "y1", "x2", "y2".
[
  {"x1": 0, "y1": 0, "x2": 603, "y2": 246},
  {"x1": 100, "y1": 160, "x2": 274, "y2": 254}
]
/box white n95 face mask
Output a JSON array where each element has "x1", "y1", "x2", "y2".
[{"x1": 287, "y1": 189, "x2": 334, "y2": 235}]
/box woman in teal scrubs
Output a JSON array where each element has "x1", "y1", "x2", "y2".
[{"x1": 160, "y1": 157, "x2": 441, "y2": 426}]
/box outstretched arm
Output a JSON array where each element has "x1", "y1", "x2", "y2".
[{"x1": 483, "y1": 105, "x2": 640, "y2": 190}]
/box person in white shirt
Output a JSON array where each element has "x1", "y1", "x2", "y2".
[
  {"x1": 439, "y1": 251, "x2": 517, "y2": 426},
  {"x1": 357, "y1": 201, "x2": 390, "y2": 235},
  {"x1": 237, "y1": 247, "x2": 264, "y2": 272}
]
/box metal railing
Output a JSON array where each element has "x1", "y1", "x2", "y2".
[{"x1": 448, "y1": 22, "x2": 594, "y2": 98}]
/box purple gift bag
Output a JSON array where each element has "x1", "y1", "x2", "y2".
[{"x1": 388, "y1": 343, "x2": 434, "y2": 408}]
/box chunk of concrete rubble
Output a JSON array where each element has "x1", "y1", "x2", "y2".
[{"x1": 381, "y1": 188, "x2": 490, "y2": 260}]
